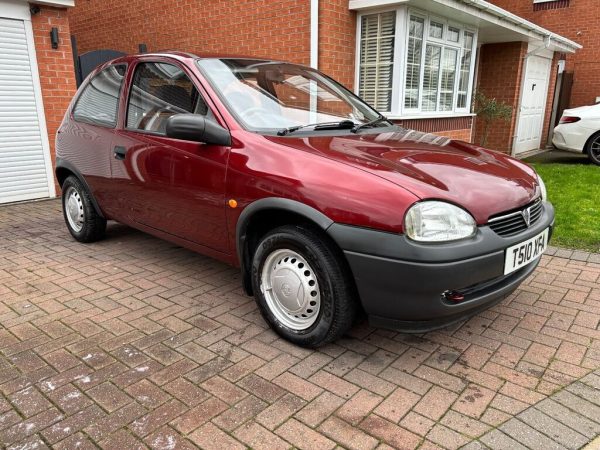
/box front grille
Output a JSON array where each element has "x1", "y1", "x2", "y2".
[{"x1": 488, "y1": 199, "x2": 543, "y2": 237}]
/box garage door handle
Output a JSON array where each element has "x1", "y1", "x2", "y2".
[{"x1": 114, "y1": 146, "x2": 127, "y2": 160}]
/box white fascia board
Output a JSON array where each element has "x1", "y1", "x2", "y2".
[
  {"x1": 349, "y1": 0, "x2": 581, "y2": 53},
  {"x1": 458, "y1": 0, "x2": 581, "y2": 52},
  {"x1": 349, "y1": 0, "x2": 409, "y2": 10},
  {"x1": 19, "y1": 0, "x2": 74, "y2": 7}
]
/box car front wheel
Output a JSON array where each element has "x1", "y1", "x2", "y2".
[
  {"x1": 251, "y1": 225, "x2": 358, "y2": 348},
  {"x1": 61, "y1": 175, "x2": 107, "y2": 243},
  {"x1": 586, "y1": 131, "x2": 600, "y2": 166}
]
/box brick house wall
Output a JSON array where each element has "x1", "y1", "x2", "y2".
[
  {"x1": 473, "y1": 42, "x2": 528, "y2": 153},
  {"x1": 318, "y1": 0, "x2": 356, "y2": 89},
  {"x1": 487, "y1": 0, "x2": 594, "y2": 108},
  {"x1": 69, "y1": 0, "x2": 311, "y2": 65},
  {"x1": 32, "y1": 6, "x2": 77, "y2": 192}
]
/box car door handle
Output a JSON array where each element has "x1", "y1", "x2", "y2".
[{"x1": 114, "y1": 146, "x2": 127, "y2": 160}]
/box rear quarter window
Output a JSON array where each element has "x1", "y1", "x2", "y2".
[{"x1": 73, "y1": 65, "x2": 127, "y2": 128}]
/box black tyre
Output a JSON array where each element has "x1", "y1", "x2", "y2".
[
  {"x1": 251, "y1": 224, "x2": 358, "y2": 348},
  {"x1": 61, "y1": 175, "x2": 106, "y2": 243},
  {"x1": 586, "y1": 131, "x2": 600, "y2": 166}
]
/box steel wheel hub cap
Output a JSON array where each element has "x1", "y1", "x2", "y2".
[
  {"x1": 260, "y1": 249, "x2": 321, "y2": 330},
  {"x1": 65, "y1": 187, "x2": 84, "y2": 232}
]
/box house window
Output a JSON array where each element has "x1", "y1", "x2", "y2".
[
  {"x1": 358, "y1": 9, "x2": 477, "y2": 117},
  {"x1": 358, "y1": 11, "x2": 396, "y2": 111}
]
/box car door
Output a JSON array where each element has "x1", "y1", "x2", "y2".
[
  {"x1": 61, "y1": 64, "x2": 126, "y2": 218},
  {"x1": 111, "y1": 60, "x2": 230, "y2": 253}
]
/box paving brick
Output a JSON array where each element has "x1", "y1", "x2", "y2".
[
  {"x1": 201, "y1": 375, "x2": 249, "y2": 405},
  {"x1": 163, "y1": 377, "x2": 209, "y2": 407},
  {"x1": 145, "y1": 426, "x2": 197, "y2": 450},
  {"x1": 336, "y1": 389, "x2": 383, "y2": 425},
  {"x1": 374, "y1": 386, "x2": 420, "y2": 423},
  {"x1": 234, "y1": 421, "x2": 290, "y2": 450},
  {"x1": 427, "y1": 423, "x2": 471, "y2": 449},
  {"x1": 309, "y1": 369, "x2": 360, "y2": 399},
  {"x1": 318, "y1": 416, "x2": 378, "y2": 450},
  {"x1": 130, "y1": 399, "x2": 187, "y2": 437},
  {"x1": 414, "y1": 386, "x2": 459, "y2": 421},
  {"x1": 499, "y1": 418, "x2": 564, "y2": 450},
  {"x1": 171, "y1": 396, "x2": 228, "y2": 434},
  {"x1": 99, "y1": 428, "x2": 146, "y2": 450},
  {"x1": 295, "y1": 391, "x2": 345, "y2": 427},
  {"x1": 213, "y1": 395, "x2": 267, "y2": 431},
  {"x1": 87, "y1": 382, "x2": 132, "y2": 412},
  {"x1": 453, "y1": 384, "x2": 496, "y2": 419},
  {"x1": 276, "y1": 418, "x2": 336, "y2": 450},
  {"x1": 518, "y1": 407, "x2": 589, "y2": 449},
  {"x1": 256, "y1": 393, "x2": 307, "y2": 430},
  {"x1": 359, "y1": 414, "x2": 421, "y2": 449},
  {"x1": 441, "y1": 410, "x2": 491, "y2": 438},
  {"x1": 480, "y1": 430, "x2": 529, "y2": 450},
  {"x1": 273, "y1": 372, "x2": 323, "y2": 401}
]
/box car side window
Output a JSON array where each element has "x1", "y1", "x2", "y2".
[
  {"x1": 73, "y1": 65, "x2": 126, "y2": 128},
  {"x1": 126, "y1": 62, "x2": 211, "y2": 135}
]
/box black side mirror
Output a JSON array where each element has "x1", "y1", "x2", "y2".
[{"x1": 165, "y1": 114, "x2": 231, "y2": 146}]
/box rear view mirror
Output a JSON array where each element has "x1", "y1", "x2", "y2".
[{"x1": 166, "y1": 114, "x2": 231, "y2": 146}]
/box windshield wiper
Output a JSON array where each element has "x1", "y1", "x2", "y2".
[
  {"x1": 277, "y1": 120, "x2": 356, "y2": 136},
  {"x1": 351, "y1": 114, "x2": 390, "y2": 133}
]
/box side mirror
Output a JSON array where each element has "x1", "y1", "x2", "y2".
[{"x1": 165, "y1": 114, "x2": 231, "y2": 146}]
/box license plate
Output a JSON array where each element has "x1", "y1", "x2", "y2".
[{"x1": 504, "y1": 228, "x2": 549, "y2": 275}]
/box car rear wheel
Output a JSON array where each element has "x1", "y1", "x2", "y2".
[
  {"x1": 586, "y1": 131, "x2": 600, "y2": 166},
  {"x1": 61, "y1": 175, "x2": 106, "y2": 243},
  {"x1": 251, "y1": 225, "x2": 358, "y2": 348}
]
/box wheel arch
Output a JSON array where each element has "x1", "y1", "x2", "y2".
[
  {"x1": 236, "y1": 198, "x2": 334, "y2": 296},
  {"x1": 584, "y1": 129, "x2": 600, "y2": 155},
  {"x1": 55, "y1": 158, "x2": 106, "y2": 219}
]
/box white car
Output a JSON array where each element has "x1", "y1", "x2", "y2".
[{"x1": 553, "y1": 103, "x2": 600, "y2": 165}]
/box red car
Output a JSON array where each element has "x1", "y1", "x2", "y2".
[{"x1": 56, "y1": 52, "x2": 554, "y2": 347}]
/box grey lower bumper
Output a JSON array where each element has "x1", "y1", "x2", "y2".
[{"x1": 327, "y1": 202, "x2": 554, "y2": 332}]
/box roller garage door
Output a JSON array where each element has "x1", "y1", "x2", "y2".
[{"x1": 0, "y1": 15, "x2": 54, "y2": 204}]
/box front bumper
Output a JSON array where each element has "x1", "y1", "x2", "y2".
[{"x1": 327, "y1": 202, "x2": 555, "y2": 332}]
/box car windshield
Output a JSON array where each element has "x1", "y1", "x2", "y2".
[{"x1": 196, "y1": 58, "x2": 384, "y2": 134}]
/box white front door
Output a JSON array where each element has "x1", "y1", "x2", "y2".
[
  {"x1": 0, "y1": 3, "x2": 55, "y2": 204},
  {"x1": 514, "y1": 55, "x2": 552, "y2": 155}
]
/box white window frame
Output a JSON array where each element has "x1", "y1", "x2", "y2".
[{"x1": 354, "y1": 5, "x2": 478, "y2": 119}]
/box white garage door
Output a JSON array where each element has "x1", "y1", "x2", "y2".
[
  {"x1": 0, "y1": 16, "x2": 54, "y2": 204},
  {"x1": 514, "y1": 54, "x2": 552, "y2": 155}
]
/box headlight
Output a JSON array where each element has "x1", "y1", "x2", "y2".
[
  {"x1": 405, "y1": 201, "x2": 476, "y2": 242},
  {"x1": 537, "y1": 174, "x2": 547, "y2": 202}
]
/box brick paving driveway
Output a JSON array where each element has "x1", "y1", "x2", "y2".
[{"x1": 1, "y1": 199, "x2": 600, "y2": 450}]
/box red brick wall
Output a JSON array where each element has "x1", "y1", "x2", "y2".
[
  {"x1": 473, "y1": 42, "x2": 527, "y2": 154},
  {"x1": 397, "y1": 117, "x2": 473, "y2": 142},
  {"x1": 69, "y1": 0, "x2": 311, "y2": 65},
  {"x1": 318, "y1": 0, "x2": 356, "y2": 89},
  {"x1": 31, "y1": 6, "x2": 78, "y2": 190},
  {"x1": 487, "y1": 0, "x2": 593, "y2": 108}
]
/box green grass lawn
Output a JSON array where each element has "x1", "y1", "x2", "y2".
[{"x1": 532, "y1": 162, "x2": 600, "y2": 252}]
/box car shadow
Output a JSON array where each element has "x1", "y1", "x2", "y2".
[{"x1": 523, "y1": 149, "x2": 590, "y2": 165}]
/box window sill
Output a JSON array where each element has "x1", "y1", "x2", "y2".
[{"x1": 386, "y1": 113, "x2": 476, "y2": 120}]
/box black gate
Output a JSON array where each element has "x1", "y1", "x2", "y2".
[
  {"x1": 75, "y1": 49, "x2": 126, "y2": 86},
  {"x1": 71, "y1": 36, "x2": 126, "y2": 86}
]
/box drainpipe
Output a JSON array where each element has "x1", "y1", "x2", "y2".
[
  {"x1": 309, "y1": 0, "x2": 319, "y2": 123},
  {"x1": 310, "y1": 0, "x2": 319, "y2": 69}
]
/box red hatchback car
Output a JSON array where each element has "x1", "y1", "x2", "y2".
[{"x1": 56, "y1": 52, "x2": 554, "y2": 347}]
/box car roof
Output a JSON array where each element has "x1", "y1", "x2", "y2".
[{"x1": 108, "y1": 51, "x2": 285, "y2": 66}]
